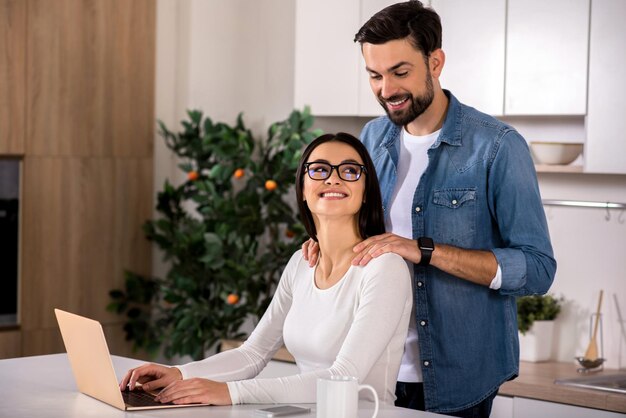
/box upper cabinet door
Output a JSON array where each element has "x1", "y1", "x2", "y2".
[
  {"x1": 585, "y1": 0, "x2": 626, "y2": 174},
  {"x1": 0, "y1": 0, "x2": 26, "y2": 155},
  {"x1": 294, "y1": 0, "x2": 361, "y2": 116},
  {"x1": 431, "y1": 0, "x2": 506, "y2": 116},
  {"x1": 505, "y1": 0, "x2": 590, "y2": 115},
  {"x1": 357, "y1": 0, "x2": 398, "y2": 117}
]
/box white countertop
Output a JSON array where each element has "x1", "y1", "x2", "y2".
[{"x1": 0, "y1": 353, "x2": 445, "y2": 418}]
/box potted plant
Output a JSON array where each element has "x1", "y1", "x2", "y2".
[
  {"x1": 108, "y1": 108, "x2": 322, "y2": 361},
  {"x1": 517, "y1": 294, "x2": 563, "y2": 362}
]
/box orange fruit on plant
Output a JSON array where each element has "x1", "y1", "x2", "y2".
[
  {"x1": 265, "y1": 179, "x2": 278, "y2": 191},
  {"x1": 285, "y1": 229, "x2": 295, "y2": 238},
  {"x1": 187, "y1": 171, "x2": 199, "y2": 181},
  {"x1": 226, "y1": 293, "x2": 240, "y2": 305},
  {"x1": 234, "y1": 168, "x2": 245, "y2": 179}
]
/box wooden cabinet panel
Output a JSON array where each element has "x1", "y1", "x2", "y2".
[
  {"x1": 21, "y1": 157, "x2": 115, "y2": 330},
  {"x1": 0, "y1": 0, "x2": 26, "y2": 155},
  {"x1": 107, "y1": 1, "x2": 156, "y2": 158},
  {"x1": 112, "y1": 159, "x2": 152, "y2": 281},
  {"x1": 26, "y1": 0, "x2": 155, "y2": 157},
  {"x1": 21, "y1": 157, "x2": 152, "y2": 334},
  {"x1": 0, "y1": 329, "x2": 21, "y2": 359},
  {"x1": 21, "y1": 328, "x2": 65, "y2": 357}
]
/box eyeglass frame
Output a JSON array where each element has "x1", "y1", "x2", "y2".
[{"x1": 303, "y1": 161, "x2": 367, "y2": 182}]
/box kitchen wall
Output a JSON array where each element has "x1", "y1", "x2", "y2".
[{"x1": 155, "y1": 1, "x2": 625, "y2": 368}]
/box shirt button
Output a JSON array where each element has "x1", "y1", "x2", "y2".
[
  {"x1": 415, "y1": 206, "x2": 421, "y2": 213},
  {"x1": 417, "y1": 281, "x2": 423, "y2": 287},
  {"x1": 452, "y1": 199, "x2": 458, "y2": 205},
  {"x1": 420, "y1": 320, "x2": 427, "y2": 326},
  {"x1": 423, "y1": 361, "x2": 430, "y2": 367}
]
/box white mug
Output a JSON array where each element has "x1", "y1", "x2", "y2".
[{"x1": 316, "y1": 376, "x2": 379, "y2": 418}]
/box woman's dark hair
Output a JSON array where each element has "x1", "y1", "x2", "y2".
[
  {"x1": 295, "y1": 132, "x2": 385, "y2": 242},
  {"x1": 354, "y1": 0, "x2": 442, "y2": 57}
]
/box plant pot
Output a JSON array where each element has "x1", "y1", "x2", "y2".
[{"x1": 519, "y1": 320, "x2": 555, "y2": 362}]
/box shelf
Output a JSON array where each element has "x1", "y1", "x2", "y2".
[{"x1": 535, "y1": 164, "x2": 583, "y2": 173}]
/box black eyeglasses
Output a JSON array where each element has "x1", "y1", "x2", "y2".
[{"x1": 304, "y1": 162, "x2": 366, "y2": 182}]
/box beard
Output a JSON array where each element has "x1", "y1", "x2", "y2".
[{"x1": 378, "y1": 69, "x2": 435, "y2": 127}]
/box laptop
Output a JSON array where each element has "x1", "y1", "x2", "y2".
[{"x1": 54, "y1": 308, "x2": 206, "y2": 411}]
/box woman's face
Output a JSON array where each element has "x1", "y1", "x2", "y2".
[{"x1": 302, "y1": 141, "x2": 366, "y2": 221}]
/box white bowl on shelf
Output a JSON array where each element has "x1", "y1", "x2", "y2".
[{"x1": 530, "y1": 142, "x2": 583, "y2": 165}]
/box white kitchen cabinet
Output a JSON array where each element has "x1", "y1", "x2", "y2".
[
  {"x1": 505, "y1": 0, "x2": 589, "y2": 115},
  {"x1": 513, "y1": 397, "x2": 624, "y2": 418},
  {"x1": 357, "y1": 0, "x2": 399, "y2": 116},
  {"x1": 294, "y1": 0, "x2": 361, "y2": 116},
  {"x1": 430, "y1": 0, "x2": 505, "y2": 116},
  {"x1": 491, "y1": 395, "x2": 514, "y2": 418},
  {"x1": 294, "y1": 0, "x2": 394, "y2": 117},
  {"x1": 296, "y1": 0, "x2": 593, "y2": 119},
  {"x1": 584, "y1": 0, "x2": 626, "y2": 174}
]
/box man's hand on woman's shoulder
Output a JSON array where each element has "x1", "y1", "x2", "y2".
[{"x1": 352, "y1": 233, "x2": 421, "y2": 266}]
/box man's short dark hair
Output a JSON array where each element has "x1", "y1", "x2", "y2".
[
  {"x1": 295, "y1": 133, "x2": 385, "y2": 242},
  {"x1": 354, "y1": 0, "x2": 442, "y2": 57}
]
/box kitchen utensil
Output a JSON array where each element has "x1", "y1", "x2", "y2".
[
  {"x1": 575, "y1": 356, "x2": 605, "y2": 370},
  {"x1": 583, "y1": 290, "x2": 603, "y2": 361}
]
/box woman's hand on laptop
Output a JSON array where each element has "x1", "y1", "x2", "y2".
[
  {"x1": 153, "y1": 378, "x2": 232, "y2": 405},
  {"x1": 119, "y1": 363, "x2": 182, "y2": 393}
]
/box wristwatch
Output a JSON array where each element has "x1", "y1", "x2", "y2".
[{"x1": 417, "y1": 237, "x2": 435, "y2": 266}]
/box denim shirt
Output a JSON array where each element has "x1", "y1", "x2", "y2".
[{"x1": 360, "y1": 91, "x2": 556, "y2": 413}]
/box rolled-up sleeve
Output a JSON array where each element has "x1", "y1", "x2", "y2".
[{"x1": 488, "y1": 130, "x2": 556, "y2": 295}]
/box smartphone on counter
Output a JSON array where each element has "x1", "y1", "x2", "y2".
[{"x1": 253, "y1": 405, "x2": 311, "y2": 417}]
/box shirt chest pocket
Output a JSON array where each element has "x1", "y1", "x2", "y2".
[{"x1": 431, "y1": 188, "x2": 477, "y2": 247}]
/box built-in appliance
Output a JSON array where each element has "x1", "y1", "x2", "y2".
[{"x1": 0, "y1": 158, "x2": 19, "y2": 325}]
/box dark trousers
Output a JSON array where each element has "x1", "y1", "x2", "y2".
[{"x1": 395, "y1": 382, "x2": 497, "y2": 418}]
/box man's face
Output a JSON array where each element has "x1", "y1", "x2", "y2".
[{"x1": 362, "y1": 39, "x2": 435, "y2": 126}]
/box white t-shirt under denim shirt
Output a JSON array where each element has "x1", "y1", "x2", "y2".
[
  {"x1": 177, "y1": 250, "x2": 412, "y2": 404},
  {"x1": 389, "y1": 128, "x2": 502, "y2": 383}
]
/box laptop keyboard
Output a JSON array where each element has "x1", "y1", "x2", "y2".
[{"x1": 122, "y1": 390, "x2": 174, "y2": 407}]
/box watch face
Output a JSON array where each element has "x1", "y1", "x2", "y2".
[{"x1": 419, "y1": 237, "x2": 434, "y2": 250}]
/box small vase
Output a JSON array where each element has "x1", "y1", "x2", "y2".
[{"x1": 519, "y1": 320, "x2": 555, "y2": 362}]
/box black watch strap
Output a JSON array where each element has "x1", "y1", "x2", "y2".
[{"x1": 417, "y1": 237, "x2": 434, "y2": 266}]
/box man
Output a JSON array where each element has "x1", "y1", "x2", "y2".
[{"x1": 304, "y1": 1, "x2": 556, "y2": 417}]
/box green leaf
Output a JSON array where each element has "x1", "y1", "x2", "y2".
[
  {"x1": 209, "y1": 164, "x2": 223, "y2": 179},
  {"x1": 517, "y1": 294, "x2": 563, "y2": 334},
  {"x1": 188, "y1": 110, "x2": 202, "y2": 124}
]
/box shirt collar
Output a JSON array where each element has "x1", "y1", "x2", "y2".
[{"x1": 436, "y1": 89, "x2": 463, "y2": 147}]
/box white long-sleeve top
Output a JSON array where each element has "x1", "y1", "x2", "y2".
[{"x1": 177, "y1": 250, "x2": 412, "y2": 405}]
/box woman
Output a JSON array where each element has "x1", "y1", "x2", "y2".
[{"x1": 120, "y1": 133, "x2": 412, "y2": 406}]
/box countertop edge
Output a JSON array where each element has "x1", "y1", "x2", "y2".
[{"x1": 499, "y1": 361, "x2": 626, "y2": 413}]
